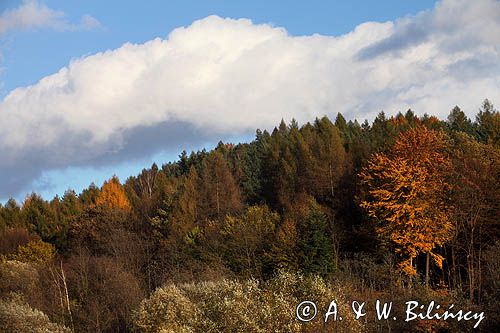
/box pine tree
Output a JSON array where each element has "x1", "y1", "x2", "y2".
[
  {"x1": 79, "y1": 183, "x2": 100, "y2": 207},
  {"x1": 476, "y1": 99, "x2": 499, "y2": 147},
  {"x1": 296, "y1": 199, "x2": 335, "y2": 277},
  {"x1": 0, "y1": 199, "x2": 21, "y2": 229},
  {"x1": 22, "y1": 193, "x2": 58, "y2": 242},
  {"x1": 447, "y1": 106, "x2": 474, "y2": 135}
]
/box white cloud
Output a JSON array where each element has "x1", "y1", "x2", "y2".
[
  {"x1": 0, "y1": 0, "x2": 499, "y2": 197},
  {"x1": 79, "y1": 14, "x2": 101, "y2": 30},
  {"x1": 0, "y1": 0, "x2": 101, "y2": 34}
]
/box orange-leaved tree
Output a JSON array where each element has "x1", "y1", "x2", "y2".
[
  {"x1": 359, "y1": 126, "x2": 453, "y2": 281},
  {"x1": 95, "y1": 176, "x2": 131, "y2": 211}
]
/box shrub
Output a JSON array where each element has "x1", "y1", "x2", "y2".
[
  {"x1": 134, "y1": 271, "x2": 365, "y2": 333},
  {"x1": 0, "y1": 294, "x2": 70, "y2": 333},
  {"x1": 0, "y1": 260, "x2": 39, "y2": 298},
  {"x1": 9, "y1": 239, "x2": 55, "y2": 264}
]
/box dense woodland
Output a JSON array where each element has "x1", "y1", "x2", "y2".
[{"x1": 0, "y1": 99, "x2": 499, "y2": 332}]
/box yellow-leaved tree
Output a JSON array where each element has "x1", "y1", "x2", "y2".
[
  {"x1": 95, "y1": 176, "x2": 131, "y2": 211},
  {"x1": 359, "y1": 126, "x2": 453, "y2": 282}
]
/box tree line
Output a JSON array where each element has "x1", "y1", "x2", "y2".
[{"x1": 0, "y1": 99, "x2": 499, "y2": 332}]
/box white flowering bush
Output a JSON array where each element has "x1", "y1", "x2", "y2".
[
  {"x1": 133, "y1": 284, "x2": 199, "y2": 333},
  {"x1": 267, "y1": 271, "x2": 364, "y2": 333},
  {"x1": 0, "y1": 260, "x2": 39, "y2": 297},
  {"x1": 0, "y1": 294, "x2": 70, "y2": 333},
  {"x1": 134, "y1": 271, "x2": 365, "y2": 332}
]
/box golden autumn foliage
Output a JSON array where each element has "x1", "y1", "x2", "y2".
[
  {"x1": 9, "y1": 239, "x2": 55, "y2": 264},
  {"x1": 359, "y1": 126, "x2": 453, "y2": 276},
  {"x1": 95, "y1": 176, "x2": 132, "y2": 211}
]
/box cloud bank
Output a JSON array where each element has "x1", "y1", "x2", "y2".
[
  {"x1": 1, "y1": 0, "x2": 500, "y2": 198},
  {"x1": 0, "y1": 0, "x2": 101, "y2": 34}
]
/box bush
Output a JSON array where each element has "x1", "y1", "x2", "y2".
[
  {"x1": 134, "y1": 271, "x2": 364, "y2": 333},
  {"x1": 9, "y1": 239, "x2": 55, "y2": 264},
  {"x1": 0, "y1": 294, "x2": 70, "y2": 333},
  {"x1": 0, "y1": 260, "x2": 39, "y2": 298}
]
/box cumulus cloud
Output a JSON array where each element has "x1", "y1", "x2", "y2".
[
  {"x1": 1, "y1": 0, "x2": 500, "y2": 198},
  {"x1": 0, "y1": 0, "x2": 101, "y2": 34}
]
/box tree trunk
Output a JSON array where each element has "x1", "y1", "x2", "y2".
[
  {"x1": 425, "y1": 252, "x2": 430, "y2": 287},
  {"x1": 216, "y1": 180, "x2": 220, "y2": 217},
  {"x1": 60, "y1": 261, "x2": 74, "y2": 332}
]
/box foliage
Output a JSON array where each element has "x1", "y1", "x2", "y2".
[
  {"x1": 0, "y1": 260, "x2": 39, "y2": 297},
  {"x1": 220, "y1": 205, "x2": 279, "y2": 278},
  {"x1": 359, "y1": 126, "x2": 453, "y2": 276},
  {"x1": 0, "y1": 294, "x2": 70, "y2": 333},
  {"x1": 295, "y1": 198, "x2": 336, "y2": 277},
  {"x1": 0, "y1": 101, "x2": 498, "y2": 331},
  {"x1": 134, "y1": 271, "x2": 364, "y2": 333},
  {"x1": 95, "y1": 176, "x2": 132, "y2": 211},
  {"x1": 8, "y1": 239, "x2": 55, "y2": 264}
]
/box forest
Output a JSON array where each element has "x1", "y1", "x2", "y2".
[{"x1": 0, "y1": 99, "x2": 499, "y2": 332}]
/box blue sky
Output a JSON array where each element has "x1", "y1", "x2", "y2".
[
  {"x1": 1, "y1": 0, "x2": 499, "y2": 203},
  {"x1": 1, "y1": 0, "x2": 438, "y2": 97}
]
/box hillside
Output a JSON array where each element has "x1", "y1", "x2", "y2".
[{"x1": 1, "y1": 101, "x2": 499, "y2": 332}]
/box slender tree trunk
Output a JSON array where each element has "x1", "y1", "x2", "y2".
[
  {"x1": 469, "y1": 223, "x2": 475, "y2": 303},
  {"x1": 451, "y1": 246, "x2": 457, "y2": 289},
  {"x1": 49, "y1": 267, "x2": 65, "y2": 324},
  {"x1": 329, "y1": 164, "x2": 334, "y2": 199},
  {"x1": 409, "y1": 257, "x2": 413, "y2": 288},
  {"x1": 425, "y1": 252, "x2": 430, "y2": 287},
  {"x1": 478, "y1": 223, "x2": 482, "y2": 304},
  {"x1": 216, "y1": 180, "x2": 220, "y2": 217},
  {"x1": 60, "y1": 261, "x2": 74, "y2": 332}
]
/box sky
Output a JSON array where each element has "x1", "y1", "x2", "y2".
[{"x1": 0, "y1": 0, "x2": 499, "y2": 203}]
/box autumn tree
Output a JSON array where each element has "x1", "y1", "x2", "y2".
[
  {"x1": 198, "y1": 151, "x2": 243, "y2": 219},
  {"x1": 448, "y1": 132, "x2": 500, "y2": 302},
  {"x1": 260, "y1": 118, "x2": 347, "y2": 209},
  {"x1": 125, "y1": 163, "x2": 163, "y2": 219},
  {"x1": 65, "y1": 254, "x2": 143, "y2": 332},
  {"x1": 220, "y1": 205, "x2": 279, "y2": 278},
  {"x1": 95, "y1": 176, "x2": 131, "y2": 211},
  {"x1": 0, "y1": 227, "x2": 36, "y2": 256},
  {"x1": 267, "y1": 217, "x2": 299, "y2": 272},
  {"x1": 359, "y1": 126, "x2": 453, "y2": 282},
  {"x1": 69, "y1": 178, "x2": 134, "y2": 255},
  {"x1": 164, "y1": 166, "x2": 199, "y2": 239},
  {"x1": 309, "y1": 116, "x2": 346, "y2": 203}
]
